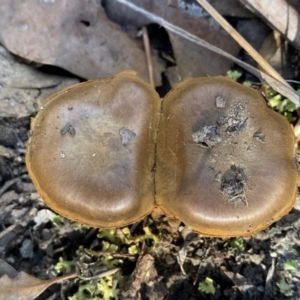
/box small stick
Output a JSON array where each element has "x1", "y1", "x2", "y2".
[
  {"x1": 0, "y1": 178, "x2": 20, "y2": 197},
  {"x1": 0, "y1": 206, "x2": 36, "y2": 240},
  {"x1": 142, "y1": 26, "x2": 155, "y2": 87},
  {"x1": 89, "y1": 250, "x2": 137, "y2": 259},
  {"x1": 263, "y1": 259, "x2": 275, "y2": 300},
  {"x1": 196, "y1": 0, "x2": 287, "y2": 85},
  {"x1": 77, "y1": 268, "x2": 119, "y2": 281}
]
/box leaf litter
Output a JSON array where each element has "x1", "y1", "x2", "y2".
[{"x1": 0, "y1": 0, "x2": 300, "y2": 299}]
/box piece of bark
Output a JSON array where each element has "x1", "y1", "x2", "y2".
[
  {"x1": 105, "y1": 0, "x2": 240, "y2": 82},
  {"x1": 240, "y1": 0, "x2": 300, "y2": 51},
  {"x1": 169, "y1": 32, "x2": 233, "y2": 80},
  {"x1": 120, "y1": 254, "x2": 167, "y2": 300},
  {"x1": 0, "y1": 0, "x2": 163, "y2": 85},
  {"x1": 223, "y1": 270, "x2": 258, "y2": 297}
]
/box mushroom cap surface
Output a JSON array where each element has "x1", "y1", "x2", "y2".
[
  {"x1": 156, "y1": 76, "x2": 299, "y2": 236},
  {"x1": 26, "y1": 71, "x2": 161, "y2": 228}
]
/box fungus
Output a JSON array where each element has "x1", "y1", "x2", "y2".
[
  {"x1": 156, "y1": 76, "x2": 299, "y2": 237},
  {"x1": 26, "y1": 71, "x2": 161, "y2": 228},
  {"x1": 26, "y1": 73, "x2": 299, "y2": 237}
]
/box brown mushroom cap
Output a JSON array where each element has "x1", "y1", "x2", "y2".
[
  {"x1": 26, "y1": 71, "x2": 161, "y2": 228},
  {"x1": 156, "y1": 76, "x2": 299, "y2": 237}
]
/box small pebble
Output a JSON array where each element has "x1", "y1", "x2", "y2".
[
  {"x1": 215, "y1": 95, "x2": 226, "y2": 108},
  {"x1": 20, "y1": 239, "x2": 34, "y2": 258},
  {"x1": 165, "y1": 254, "x2": 175, "y2": 265}
]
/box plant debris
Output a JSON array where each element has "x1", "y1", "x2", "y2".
[{"x1": 1, "y1": 0, "x2": 300, "y2": 299}]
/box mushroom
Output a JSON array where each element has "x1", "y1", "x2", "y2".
[
  {"x1": 26, "y1": 73, "x2": 299, "y2": 237},
  {"x1": 26, "y1": 71, "x2": 161, "y2": 228},
  {"x1": 156, "y1": 76, "x2": 299, "y2": 236}
]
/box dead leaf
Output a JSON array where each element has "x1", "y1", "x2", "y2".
[
  {"x1": 110, "y1": 0, "x2": 299, "y2": 106},
  {"x1": 0, "y1": 0, "x2": 163, "y2": 85},
  {"x1": 264, "y1": 259, "x2": 275, "y2": 297},
  {"x1": 209, "y1": 0, "x2": 254, "y2": 17},
  {"x1": 196, "y1": 0, "x2": 300, "y2": 106},
  {"x1": 105, "y1": 0, "x2": 240, "y2": 82},
  {"x1": 0, "y1": 260, "x2": 18, "y2": 278},
  {"x1": 223, "y1": 271, "x2": 255, "y2": 294},
  {"x1": 121, "y1": 253, "x2": 167, "y2": 300},
  {"x1": 240, "y1": 0, "x2": 300, "y2": 51},
  {"x1": 260, "y1": 31, "x2": 295, "y2": 79},
  {"x1": 0, "y1": 270, "x2": 77, "y2": 300},
  {"x1": 0, "y1": 45, "x2": 79, "y2": 118}
]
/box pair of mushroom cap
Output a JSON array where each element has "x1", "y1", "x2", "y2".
[{"x1": 26, "y1": 71, "x2": 299, "y2": 237}]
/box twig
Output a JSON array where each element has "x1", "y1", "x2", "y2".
[
  {"x1": 45, "y1": 291, "x2": 62, "y2": 300},
  {"x1": 0, "y1": 178, "x2": 20, "y2": 197},
  {"x1": 142, "y1": 26, "x2": 155, "y2": 87},
  {"x1": 176, "y1": 244, "x2": 188, "y2": 276},
  {"x1": 286, "y1": 80, "x2": 300, "y2": 85},
  {"x1": 293, "y1": 119, "x2": 300, "y2": 140},
  {"x1": 196, "y1": 0, "x2": 286, "y2": 85},
  {"x1": 177, "y1": 235, "x2": 201, "y2": 277},
  {"x1": 83, "y1": 228, "x2": 98, "y2": 243},
  {"x1": 193, "y1": 247, "x2": 211, "y2": 285},
  {"x1": 53, "y1": 246, "x2": 68, "y2": 255}
]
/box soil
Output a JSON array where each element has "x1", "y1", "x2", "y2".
[
  {"x1": 1, "y1": 1, "x2": 300, "y2": 299},
  {"x1": 1, "y1": 111, "x2": 300, "y2": 300}
]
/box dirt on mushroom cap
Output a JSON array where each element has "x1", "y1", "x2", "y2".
[
  {"x1": 156, "y1": 76, "x2": 299, "y2": 237},
  {"x1": 26, "y1": 73, "x2": 299, "y2": 237},
  {"x1": 26, "y1": 71, "x2": 161, "y2": 228}
]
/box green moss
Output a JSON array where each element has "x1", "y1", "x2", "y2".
[{"x1": 198, "y1": 277, "x2": 216, "y2": 295}]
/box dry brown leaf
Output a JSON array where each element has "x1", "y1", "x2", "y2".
[
  {"x1": 106, "y1": 0, "x2": 240, "y2": 82},
  {"x1": 240, "y1": 0, "x2": 300, "y2": 51},
  {"x1": 0, "y1": 0, "x2": 163, "y2": 85},
  {"x1": 120, "y1": 254, "x2": 167, "y2": 300},
  {"x1": 197, "y1": 0, "x2": 286, "y2": 84},
  {"x1": 0, "y1": 45, "x2": 79, "y2": 118},
  {"x1": 0, "y1": 260, "x2": 18, "y2": 278},
  {"x1": 259, "y1": 31, "x2": 295, "y2": 79},
  {"x1": 223, "y1": 271, "x2": 255, "y2": 295},
  {"x1": 0, "y1": 271, "x2": 77, "y2": 300}
]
